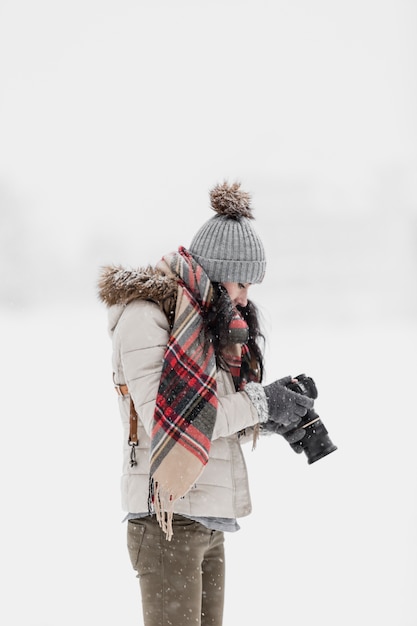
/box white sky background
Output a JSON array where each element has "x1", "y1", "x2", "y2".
[{"x1": 1, "y1": 1, "x2": 417, "y2": 625}]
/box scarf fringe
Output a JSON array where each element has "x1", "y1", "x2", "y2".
[{"x1": 151, "y1": 480, "x2": 174, "y2": 541}]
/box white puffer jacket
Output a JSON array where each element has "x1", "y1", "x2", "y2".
[{"x1": 101, "y1": 266, "x2": 263, "y2": 519}]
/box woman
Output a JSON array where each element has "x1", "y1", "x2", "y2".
[{"x1": 98, "y1": 181, "x2": 313, "y2": 626}]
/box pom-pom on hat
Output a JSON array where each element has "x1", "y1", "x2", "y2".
[{"x1": 189, "y1": 181, "x2": 266, "y2": 284}]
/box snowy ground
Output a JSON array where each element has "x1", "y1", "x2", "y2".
[{"x1": 1, "y1": 301, "x2": 416, "y2": 626}]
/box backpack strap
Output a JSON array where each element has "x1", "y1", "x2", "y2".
[{"x1": 115, "y1": 383, "x2": 138, "y2": 467}]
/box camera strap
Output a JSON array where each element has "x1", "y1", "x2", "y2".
[
  {"x1": 114, "y1": 383, "x2": 139, "y2": 466},
  {"x1": 302, "y1": 415, "x2": 321, "y2": 429}
]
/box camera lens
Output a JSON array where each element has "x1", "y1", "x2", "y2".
[{"x1": 284, "y1": 375, "x2": 337, "y2": 464}]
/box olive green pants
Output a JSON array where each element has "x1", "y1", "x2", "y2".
[{"x1": 127, "y1": 515, "x2": 225, "y2": 626}]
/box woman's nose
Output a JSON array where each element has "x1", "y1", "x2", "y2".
[{"x1": 236, "y1": 289, "x2": 248, "y2": 307}]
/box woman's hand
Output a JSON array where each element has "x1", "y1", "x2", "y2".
[{"x1": 263, "y1": 377, "x2": 314, "y2": 428}]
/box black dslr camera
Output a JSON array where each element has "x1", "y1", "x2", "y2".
[{"x1": 284, "y1": 374, "x2": 337, "y2": 464}]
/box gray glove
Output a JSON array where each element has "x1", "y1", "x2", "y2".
[{"x1": 263, "y1": 376, "x2": 314, "y2": 429}]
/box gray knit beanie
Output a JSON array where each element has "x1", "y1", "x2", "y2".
[{"x1": 189, "y1": 181, "x2": 266, "y2": 284}]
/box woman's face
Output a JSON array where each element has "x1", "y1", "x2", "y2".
[{"x1": 222, "y1": 282, "x2": 251, "y2": 307}]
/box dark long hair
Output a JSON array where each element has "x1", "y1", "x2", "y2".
[{"x1": 203, "y1": 283, "x2": 265, "y2": 382}]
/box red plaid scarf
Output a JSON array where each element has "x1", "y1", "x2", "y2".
[
  {"x1": 150, "y1": 247, "x2": 254, "y2": 540},
  {"x1": 150, "y1": 248, "x2": 218, "y2": 538},
  {"x1": 222, "y1": 310, "x2": 252, "y2": 391}
]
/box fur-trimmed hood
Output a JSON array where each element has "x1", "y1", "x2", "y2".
[
  {"x1": 98, "y1": 265, "x2": 178, "y2": 307},
  {"x1": 98, "y1": 264, "x2": 178, "y2": 332}
]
